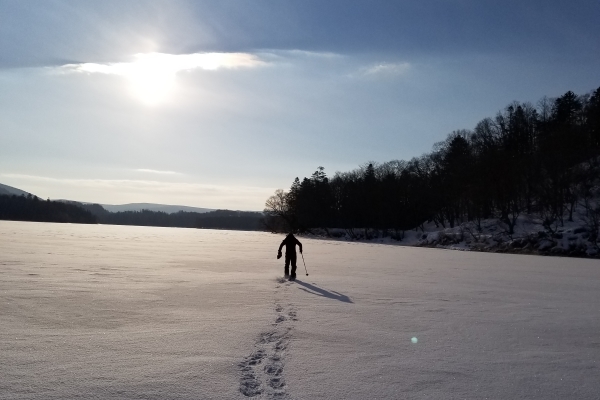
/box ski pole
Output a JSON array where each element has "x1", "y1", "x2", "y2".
[{"x1": 301, "y1": 253, "x2": 309, "y2": 276}]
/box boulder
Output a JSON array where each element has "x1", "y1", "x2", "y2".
[
  {"x1": 551, "y1": 246, "x2": 565, "y2": 254},
  {"x1": 510, "y1": 238, "x2": 525, "y2": 248},
  {"x1": 538, "y1": 240, "x2": 555, "y2": 251}
]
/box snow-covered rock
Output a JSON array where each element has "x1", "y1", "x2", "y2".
[{"x1": 305, "y1": 207, "x2": 600, "y2": 258}]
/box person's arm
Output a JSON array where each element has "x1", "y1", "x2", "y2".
[
  {"x1": 297, "y1": 238, "x2": 303, "y2": 254},
  {"x1": 278, "y1": 240, "x2": 285, "y2": 253}
]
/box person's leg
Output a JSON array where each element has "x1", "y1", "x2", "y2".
[
  {"x1": 290, "y1": 252, "x2": 297, "y2": 278},
  {"x1": 284, "y1": 253, "x2": 290, "y2": 277}
]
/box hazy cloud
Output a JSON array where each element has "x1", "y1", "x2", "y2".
[
  {"x1": 56, "y1": 52, "x2": 267, "y2": 76},
  {"x1": 264, "y1": 49, "x2": 342, "y2": 59},
  {"x1": 1, "y1": 174, "x2": 273, "y2": 210},
  {"x1": 135, "y1": 169, "x2": 181, "y2": 175},
  {"x1": 50, "y1": 52, "x2": 269, "y2": 105},
  {"x1": 361, "y1": 62, "x2": 411, "y2": 77}
]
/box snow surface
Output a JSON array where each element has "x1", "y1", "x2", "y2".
[{"x1": 1, "y1": 221, "x2": 600, "y2": 399}]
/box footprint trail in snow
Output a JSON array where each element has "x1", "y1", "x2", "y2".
[{"x1": 239, "y1": 279, "x2": 297, "y2": 398}]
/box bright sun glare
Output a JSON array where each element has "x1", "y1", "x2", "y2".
[
  {"x1": 125, "y1": 54, "x2": 178, "y2": 106},
  {"x1": 63, "y1": 52, "x2": 266, "y2": 106}
]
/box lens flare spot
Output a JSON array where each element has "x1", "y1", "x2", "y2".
[{"x1": 411, "y1": 337, "x2": 418, "y2": 344}]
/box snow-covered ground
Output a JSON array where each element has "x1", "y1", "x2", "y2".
[{"x1": 1, "y1": 221, "x2": 599, "y2": 399}]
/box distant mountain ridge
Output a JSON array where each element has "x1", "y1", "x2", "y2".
[
  {"x1": 55, "y1": 201, "x2": 215, "y2": 215},
  {"x1": 1, "y1": 183, "x2": 224, "y2": 214},
  {"x1": 0, "y1": 183, "x2": 262, "y2": 230},
  {"x1": 0, "y1": 183, "x2": 33, "y2": 197},
  {"x1": 99, "y1": 203, "x2": 214, "y2": 214},
  {"x1": 57, "y1": 200, "x2": 263, "y2": 230}
]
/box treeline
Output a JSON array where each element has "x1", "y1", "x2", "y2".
[
  {"x1": 264, "y1": 87, "x2": 600, "y2": 239},
  {"x1": 0, "y1": 194, "x2": 97, "y2": 224},
  {"x1": 95, "y1": 208, "x2": 263, "y2": 231},
  {"x1": 59, "y1": 201, "x2": 263, "y2": 230},
  {"x1": 0, "y1": 196, "x2": 264, "y2": 231}
]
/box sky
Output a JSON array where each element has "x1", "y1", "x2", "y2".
[{"x1": 1, "y1": 1, "x2": 599, "y2": 211}]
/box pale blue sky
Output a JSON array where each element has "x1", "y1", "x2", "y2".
[{"x1": 1, "y1": 1, "x2": 599, "y2": 210}]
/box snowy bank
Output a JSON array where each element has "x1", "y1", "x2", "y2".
[{"x1": 303, "y1": 211, "x2": 600, "y2": 258}]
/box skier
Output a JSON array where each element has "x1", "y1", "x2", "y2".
[{"x1": 277, "y1": 233, "x2": 303, "y2": 281}]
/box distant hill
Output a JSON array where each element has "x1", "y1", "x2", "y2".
[
  {"x1": 99, "y1": 203, "x2": 214, "y2": 214},
  {"x1": 1, "y1": 184, "x2": 262, "y2": 230},
  {"x1": 60, "y1": 200, "x2": 263, "y2": 230},
  {"x1": 57, "y1": 200, "x2": 109, "y2": 218},
  {"x1": 100, "y1": 209, "x2": 264, "y2": 230},
  {"x1": 1, "y1": 184, "x2": 219, "y2": 214},
  {"x1": 0, "y1": 183, "x2": 33, "y2": 197},
  {"x1": 54, "y1": 201, "x2": 215, "y2": 215}
]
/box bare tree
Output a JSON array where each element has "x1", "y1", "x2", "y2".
[{"x1": 263, "y1": 189, "x2": 292, "y2": 233}]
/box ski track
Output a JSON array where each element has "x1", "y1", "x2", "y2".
[{"x1": 239, "y1": 278, "x2": 296, "y2": 399}]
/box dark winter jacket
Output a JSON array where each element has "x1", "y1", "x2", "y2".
[{"x1": 278, "y1": 234, "x2": 303, "y2": 255}]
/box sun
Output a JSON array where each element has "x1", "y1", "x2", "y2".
[
  {"x1": 61, "y1": 51, "x2": 266, "y2": 106},
  {"x1": 123, "y1": 54, "x2": 178, "y2": 106}
]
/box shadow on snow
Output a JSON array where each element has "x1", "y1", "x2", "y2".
[{"x1": 293, "y1": 280, "x2": 353, "y2": 303}]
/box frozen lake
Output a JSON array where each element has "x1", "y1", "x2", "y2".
[{"x1": 1, "y1": 221, "x2": 599, "y2": 399}]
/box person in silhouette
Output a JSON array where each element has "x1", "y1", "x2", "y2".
[{"x1": 277, "y1": 233, "x2": 303, "y2": 281}]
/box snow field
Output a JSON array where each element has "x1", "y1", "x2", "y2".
[{"x1": 1, "y1": 221, "x2": 600, "y2": 399}]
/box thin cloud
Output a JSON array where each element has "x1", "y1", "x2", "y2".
[
  {"x1": 361, "y1": 62, "x2": 411, "y2": 76},
  {"x1": 55, "y1": 52, "x2": 267, "y2": 76},
  {"x1": 1, "y1": 174, "x2": 273, "y2": 210},
  {"x1": 51, "y1": 52, "x2": 269, "y2": 105},
  {"x1": 256, "y1": 49, "x2": 345, "y2": 68},
  {"x1": 135, "y1": 169, "x2": 181, "y2": 175},
  {"x1": 263, "y1": 49, "x2": 343, "y2": 59}
]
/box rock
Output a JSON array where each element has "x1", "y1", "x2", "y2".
[
  {"x1": 538, "y1": 240, "x2": 555, "y2": 251},
  {"x1": 510, "y1": 239, "x2": 524, "y2": 248}
]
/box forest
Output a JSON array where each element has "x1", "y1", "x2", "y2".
[
  {"x1": 264, "y1": 87, "x2": 600, "y2": 242},
  {"x1": 96, "y1": 208, "x2": 263, "y2": 231},
  {"x1": 66, "y1": 201, "x2": 264, "y2": 230},
  {"x1": 0, "y1": 196, "x2": 263, "y2": 231},
  {"x1": 0, "y1": 194, "x2": 97, "y2": 224}
]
